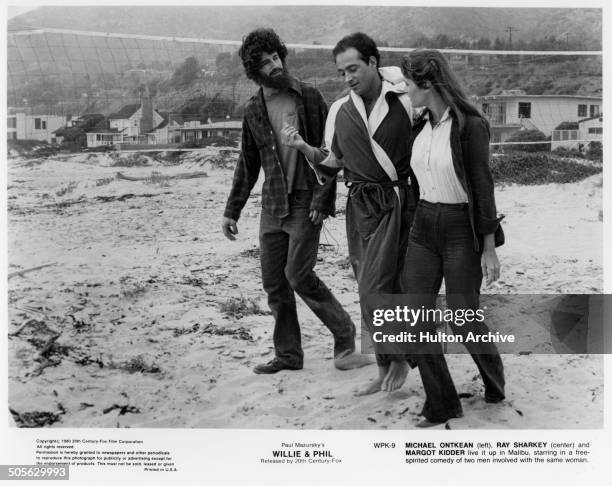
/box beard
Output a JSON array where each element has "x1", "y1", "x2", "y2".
[{"x1": 258, "y1": 66, "x2": 292, "y2": 90}]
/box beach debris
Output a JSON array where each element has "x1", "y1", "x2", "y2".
[
  {"x1": 102, "y1": 404, "x2": 141, "y2": 415},
  {"x1": 74, "y1": 355, "x2": 104, "y2": 368},
  {"x1": 79, "y1": 403, "x2": 95, "y2": 410},
  {"x1": 201, "y1": 323, "x2": 254, "y2": 341},
  {"x1": 116, "y1": 170, "x2": 208, "y2": 181},
  {"x1": 445, "y1": 422, "x2": 452, "y2": 430},
  {"x1": 95, "y1": 176, "x2": 115, "y2": 187},
  {"x1": 219, "y1": 296, "x2": 269, "y2": 319},
  {"x1": 8, "y1": 263, "x2": 57, "y2": 280},
  {"x1": 10, "y1": 318, "x2": 47, "y2": 337},
  {"x1": 180, "y1": 276, "x2": 206, "y2": 288},
  {"x1": 55, "y1": 181, "x2": 78, "y2": 197},
  {"x1": 239, "y1": 247, "x2": 260, "y2": 259},
  {"x1": 25, "y1": 331, "x2": 72, "y2": 378},
  {"x1": 172, "y1": 323, "x2": 200, "y2": 337},
  {"x1": 110, "y1": 355, "x2": 161, "y2": 374},
  {"x1": 458, "y1": 392, "x2": 474, "y2": 399},
  {"x1": 367, "y1": 417, "x2": 376, "y2": 423},
  {"x1": 398, "y1": 407, "x2": 411, "y2": 417},
  {"x1": 68, "y1": 314, "x2": 93, "y2": 333},
  {"x1": 10, "y1": 406, "x2": 65, "y2": 428}
]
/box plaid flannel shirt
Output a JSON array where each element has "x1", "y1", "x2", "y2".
[{"x1": 223, "y1": 77, "x2": 337, "y2": 221}]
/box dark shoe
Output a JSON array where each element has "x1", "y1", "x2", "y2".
[
  {"x1": 416, "y1": 419, "x2": 446, "y2": 428},
  {"x1": 417, "y1": 412, "x2": 463, "y2": 428},
  {"x1": 485, "y1": 394, "x2": 505, "y2": 404},
  {"x1": 253, "y1": 359, "x2": 302, "y2": 375}
]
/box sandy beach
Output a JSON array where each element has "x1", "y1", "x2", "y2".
[{"x1": 7, "y1": 148, "x2": 603, "y2": 429}]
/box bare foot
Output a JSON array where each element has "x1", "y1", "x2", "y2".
[
  {"x1": 334, "y1": 351, "x2": 375, "y2": 370},
  {"x1": 354, "y1": 365, "x2": 387, "y2": 396},
  {"x1": 381, "y1": 360, "x2": 408, "y2": 392}
]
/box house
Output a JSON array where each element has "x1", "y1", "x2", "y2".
[
  {"x1": 86, "y1": 129, "x2": 123, "y2": 148},
  {"x1": 7, "y1": 109, "x2": 69, "y2": 143},
  {"x1": 180, "y1": 119, "x2": 242, "y2": 144},
  {"x1": 107, "y1": 95, "x2": 164, "y2": 144},
  {"x1": 147, "y1": 112, "x2": 184, "y2": 145},
  {"x1": 551, "y1": 115, "x2": 603, "y2": 151},
  {"x1": 476, "y1": 91, "x2": 602, "y2": 144}
]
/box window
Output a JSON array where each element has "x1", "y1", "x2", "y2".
[
  {"x1": 590, "y1": 105, "x2": 600, "y2": 117},
  {"x1": 482, "y1": 103, "x2": 489, "y2": 114},
  {"x1": 578, "y1": 104, "x2": 587, "y2": 117},
  {"x1": 518, "y1": 102, "x2": 531, "y2": 118},
  {"x1": 7, "y1": 117, "x2": 16, "y2": 129},
  {"x1": 570, "y1": 131, "x2": 578, "y2": 140},
  {"x1": 34, "y1": 118, "x2": 41, "y2": 129},
  {"x1": 588, "y1": 127, "x2": 603, "y2": 134},
  {"x1": 552, "y1": 131, "x2": 560, "y2": 141},
  {"x1": 42, "y1": 120, "x2": 47, "y2": 130},
  {"x1": 562, "y1": 131, "x2": 569, "y2": 141}
]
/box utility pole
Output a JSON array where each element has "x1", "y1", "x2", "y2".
[{"x1": 505, "y1": 26, "x2": 518, "y2": 49}]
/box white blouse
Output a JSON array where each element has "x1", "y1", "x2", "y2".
[{"x1": 410, "y1": 108, "x2": 469, "y2": 204}]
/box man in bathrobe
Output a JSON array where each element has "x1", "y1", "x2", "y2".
[{"x1": 282, "y1": 32, "x2": 421, "y2": 395}]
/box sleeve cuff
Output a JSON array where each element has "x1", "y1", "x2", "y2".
[{"x1": 477, "y1": 214, "x2": 504, "y2": 236}]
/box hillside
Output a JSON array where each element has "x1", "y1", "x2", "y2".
[
  {"x1": 9, "y1": 6, "x2": 602, "y2": 49},
  {"x1": 7, "y1": 6, "x2": 602, "y2": 116}
]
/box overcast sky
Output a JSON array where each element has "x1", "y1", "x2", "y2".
[{"x1": 8, "y1": 6, "x2": 39, "y2": 19}]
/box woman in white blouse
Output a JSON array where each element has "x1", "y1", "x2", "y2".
[{"x1": 399, "y1": 49, "x2": 506, "y2": 426}]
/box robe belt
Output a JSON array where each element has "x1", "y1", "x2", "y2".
[{"x1": 345, "y1": 180, "x2": 408, "y2": 238}]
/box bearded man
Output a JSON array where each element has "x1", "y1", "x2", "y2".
[{"x1": 222, "y1": 28, "x2": 372, "y2": 374}]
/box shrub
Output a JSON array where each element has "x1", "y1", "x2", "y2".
[
  {"x1": 490, "y1": 152, "x2": 601, "y2": 185},
  {"x1": 552, "y1": 147, "x2": 586, "y2": 159},
  {"x1": 179, "y1": 135, "x2": 239, "y2": 149},
  {"x1": 505, "y1": 129, "x2": 550, "y2": 152},
  {"x1": 586, "y1": 141, "x2": 602, "y2": 161},
  {"x1": 110, "y1": 153, "x2": 150, "y2": 167}
]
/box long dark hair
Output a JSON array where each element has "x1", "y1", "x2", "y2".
[{"x1": 401, "y1": 49, "x2": 483, "y2": 133}]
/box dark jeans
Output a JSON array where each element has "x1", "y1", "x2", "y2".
[
  {"x1": 401, "y1": 200, "x2": 505, "y2": 422},
  {"x1": 259, "y1": 190, "x2": 356, "y2": 367}
]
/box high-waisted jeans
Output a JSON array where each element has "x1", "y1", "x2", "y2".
[{"x1": 401, "y1": 200, "x2": 505, "y2": 422}]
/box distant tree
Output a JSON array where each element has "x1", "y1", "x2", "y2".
[
  {"x1": 475, "y1": 37, "x2": 492, "y2": 50},
  {"x1": 216, "y1": 52, "x2": 232, "y2": 72},
  {"x1": 172, "y1": 56, "x2": 201, "y2": 88}
]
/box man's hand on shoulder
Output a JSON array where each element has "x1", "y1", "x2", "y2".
[{"x1": 222, "y1": 217, "x2": 239, "y2": 240}]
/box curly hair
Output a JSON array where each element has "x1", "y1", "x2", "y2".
[
  {"x1": 332, "y1": 32, "x2": 380, "y2": 66},
  {"x1": 239, "y1": 28, "x2": 288, "y2": 82}
]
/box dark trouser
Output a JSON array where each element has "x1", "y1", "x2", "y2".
[
  {"x1": 401, "y1": 200, "x2": 505, "y2": 422},
  {"x1": 259, "y1": 190, "x2": 356, "y2": 367},
  {"x1": 345, "y1": 182, "x2": 415, "y2": 368}
]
